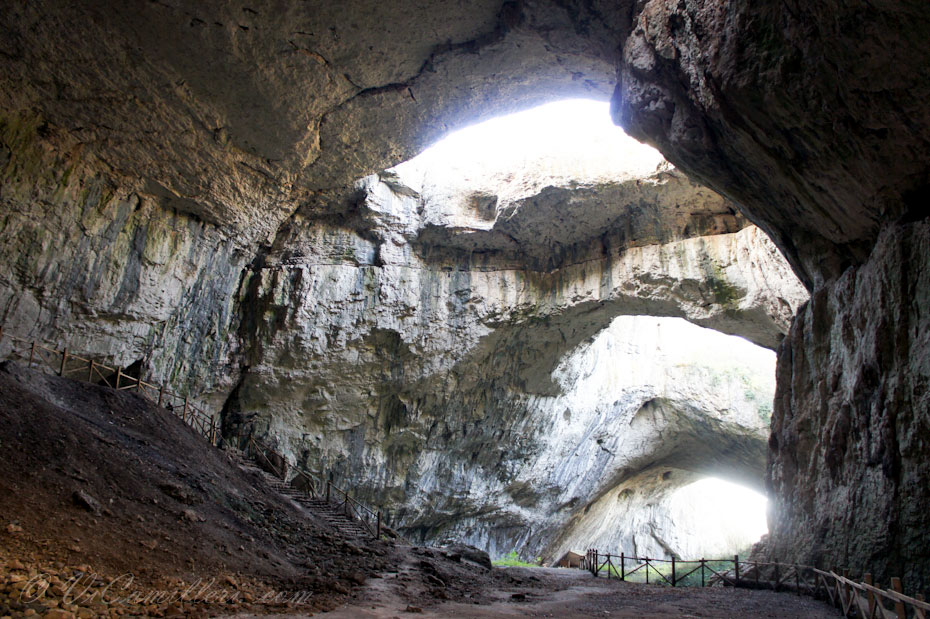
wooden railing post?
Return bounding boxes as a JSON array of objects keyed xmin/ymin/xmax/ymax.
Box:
[
  {"xmin": 326, "ymin": 481, "xmax": 331, "ymax": 503},
  {"xmin": 620, "ymin": 552, "xmax": 625, "ymax": 581},
  {"xmin": 671, "ymin": 556, "xmax": 676, "ymax": 587},
  {"xmin": 774, "ymin": 563, "xmax": 780, "ymax": 592},
  {"xmin": 59, "ymin": 347, "xmax": 68, "ymax": 376},
  {"xmin": 734, "ymin": 555, "xmax": 740, "ymax": 586},
  {"xmin": 864, "ymin": 573, "xmax": 876, "ymax": 616},
  {"xmin": 158, "ymin": 384, "xmax": 165, "ymax": 407},
  {"xmin": 842, "ymin": 569, "xmax": 850, "ymax": 609},
  {"xmin": 891, "ymin": 577, "xmax": 907, "ymax": 619},
  {"xmin": 377, "ymin": 511, "xmax": 382, "ymax": 539},
  {"xmin": 115, "ymin": 366, "xmax": 123, "ymax": 389},
  {"xmin": 88, "ymin": 359, "xmax": 95, "ymax": 382},
  {"xmin": 183, "ymin": 396, "xmax": 189, "ymax": 423},
  {"xmin": 645, "ymin": 558, "xmax": 650, "ymax": 584},
  {"xmin": 701, "ymin": 558, "xmax": 705, "ymax": 587},
  {"xmin": 28, "ymin": 341, "xmax": 36, "ymax": 366},
  {"xmin": 605, "ymin": 553, "xmax": 611, "ymax": 580}
]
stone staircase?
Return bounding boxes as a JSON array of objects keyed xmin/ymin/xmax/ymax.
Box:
[{"xmin": 230, "ymin": 450, "xmax": 374, "ymax": 540}]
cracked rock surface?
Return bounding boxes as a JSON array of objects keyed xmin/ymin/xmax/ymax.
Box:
[
  {"xmin": 0, "ymin": 104, "xmax": 806, "ymax": 563},
  {"xmin": 2, "ymin": 0, "xmax": 929, "ymax": 591}
]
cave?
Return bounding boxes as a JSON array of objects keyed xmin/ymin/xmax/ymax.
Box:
[{"xmin": 2, "ymin": 0, "xmax": 930, "ymax": 613}]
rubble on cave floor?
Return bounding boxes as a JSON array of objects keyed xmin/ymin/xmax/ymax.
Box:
[{"xmin": 0, "ymin": 360, "xmax": 390, "ymax": 616}]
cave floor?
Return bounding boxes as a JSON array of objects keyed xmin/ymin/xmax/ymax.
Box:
[
  {"xmin": 0, "ymin": 361, "xmax": 840, "ymax": 618},
  {"xmin": 225, "ymin": 563, "xmax": 840, "ymax": 618}
]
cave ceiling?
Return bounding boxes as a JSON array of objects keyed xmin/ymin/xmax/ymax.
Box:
[{"xmin": 4, "ymin": 1, "xmax": 928, "ymax": 289}]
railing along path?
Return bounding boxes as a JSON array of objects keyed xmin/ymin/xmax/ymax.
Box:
[
  {"xmin": 0, "ymin": 327, "xmax": 386, "ymax": 540},
  {"xmin": 239, "ymin": 433, "xmax": 384, "ymax": 539},
  {"xmin": 582, "ymin": 548, "xmax": 928, "ymax": 618}
]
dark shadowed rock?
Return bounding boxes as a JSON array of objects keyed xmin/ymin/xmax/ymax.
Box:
[
  {"xmin": 71, "ymin": 490, "xmax": 100, "ymax": 514},
  {"xmin": 441, "ymin": 544, "xmax": 493, "ymax": 571}
]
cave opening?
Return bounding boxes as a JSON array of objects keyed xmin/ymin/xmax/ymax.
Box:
[
  {"xmin": 2, "ymin": 0, "xmax": 928, "ymax": 606},
  {"xmin": 390, "ymin": 98, "xmax": 663, "ymax": 184},
  {"xmin": 366, "ymin": 100, "xmax": 794, "ymax": 564},
  {"xmin": 531, "ymin": 315, "xmax": 775, "ymax": 564}
]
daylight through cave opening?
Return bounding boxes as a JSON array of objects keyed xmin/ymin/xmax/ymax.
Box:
[
  {"xmin": 530, "ymin": 315, "xmax": 773, "ymax": 564},
  {"xmin": 344, "ymin": 100, "xmax": 798, "ymax": 563}
]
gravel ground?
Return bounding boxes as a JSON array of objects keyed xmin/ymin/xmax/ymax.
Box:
[{"xmin": 227, "ymin": 565, "xmax": 841, "ymax": 618}]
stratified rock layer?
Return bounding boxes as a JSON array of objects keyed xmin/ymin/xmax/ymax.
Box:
[
  {"xmin": 0, "ymin": 98, "xmax": 807, "ymax": 561},
  {"xmin": 229, "ymin": 166, "xmax": 803, "ymax": 559}
]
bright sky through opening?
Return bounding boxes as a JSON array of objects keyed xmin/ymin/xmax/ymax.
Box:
[
  {"xmin": 392, "ymin": 98, "xmax": 666, "ymax": 189},
  {"xmin": 671, "ymin": 477, "xmax": 769, "ymax": 548}
]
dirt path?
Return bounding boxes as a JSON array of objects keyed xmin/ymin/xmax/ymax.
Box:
[{"xmin": 225, "ymin": 563, "xmax": 840, "ymax": 618}]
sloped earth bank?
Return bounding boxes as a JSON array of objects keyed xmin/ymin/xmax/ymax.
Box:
[
  {"xmin": 0, "ymin": 360, "xmax": 639, "ymax": 617},
  {"xmin": 0, "ymin": 361, "xmax": 399, "ymax": 616},
  {"xmin": 231, "ymin": 567, "xmax": 839, "ymax": 618}
]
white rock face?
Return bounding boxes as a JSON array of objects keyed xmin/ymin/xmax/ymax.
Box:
[
  {"xmin": 391, "ymin": 100, "xmax": 747, "ymax": 267},
  {"xmin": 530, "ymin": 316, "xmax": 774, "ymax": 561},
  {"xmin": 0, "ymin": 109, "xmax": 807, "ymax": 564},
  {"xmin": 232, "ymin": 167, "xmax": 805, "ymax": 561}
]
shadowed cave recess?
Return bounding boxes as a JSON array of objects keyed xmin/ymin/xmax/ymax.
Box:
[{"xmin": 1, "ymin": 0, "xmax": 929, "ymax": 593}]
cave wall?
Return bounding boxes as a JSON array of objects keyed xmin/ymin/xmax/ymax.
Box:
[
  {"xmin": 768, "ymin": 219, "xmax": 930, "ymax": 590},
  {"xmin": 1, "ymin": 0, "xmax": 928, "ymax": 588},
  {"xmin": 613, "ymin": 0, "xmax": 930, "ymax": 589},
  {"xmin": 0, "ymin": 98, "xmax": 806, "ymax": 563},
  {"xmin": 615, "ymin": 0, "xmax": 930, "ymax": 288},
  {"xmin": 231, "ymin": 169, "xmax": 802, "ymax": 559},
  {"xmin": 0, "ymin": 112, "xmax": 247, "ymax": 403}
]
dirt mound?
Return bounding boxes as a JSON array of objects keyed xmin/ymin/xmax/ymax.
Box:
[{"xmin": 0, "ymin": 361, "xmax": 391, "ymax": 615}]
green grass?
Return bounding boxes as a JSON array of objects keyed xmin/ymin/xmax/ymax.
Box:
[{"xmin": 492, "ymin": 551, "xmax": 541, "ymax": 568}]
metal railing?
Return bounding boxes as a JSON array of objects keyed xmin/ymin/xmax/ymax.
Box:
[{"xmin": 583, "ymin": 548, "xmax": 929, "ymax": 617}]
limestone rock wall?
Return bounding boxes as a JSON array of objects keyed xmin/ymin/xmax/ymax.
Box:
[
  {"xmin": 610, "ymin": 0, "xmax": 930, "ymax": 589},
  {"xmin": 768, "ymin": 219, "xmax": 930, "ymax": 590},
  {"xmin": 0, "ymin": 112, "xmax": 249, "ymax": 405},
  {"xmin": 614, "ymin": 0, "xmax": 930, "ymax": 288},
  {"xmin": 0, "ymin": 100, "xmax": 808, "ymax": 561},
  {"xmin": 230, "ymin": 168, "xmax": 805, "ymax": 559}
]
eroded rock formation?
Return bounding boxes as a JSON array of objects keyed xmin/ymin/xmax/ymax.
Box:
[
  {"xmin": 768, "ymin": 221, "xmax": 930, "ymax": 587},
  {"xmin": 2, "ymin": 0, "xmax": 928, "ymax": 590},
  {"xmin": 230, "ymin": 161, "xmax": 800, "ymax": 558},
  {"xmin": 613, "ymin": 0, "xmax": 930, "ymax": 589},
  {"xmin": 0, "ymin": 100, "xmax": 806, "ymax": 561}
]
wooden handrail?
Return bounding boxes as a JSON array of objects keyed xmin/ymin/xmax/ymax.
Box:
[
  {"xmin": 586, "ymin": 547, "xmax": 928, "ymax": 618},
  {"xmin": 246, "ymin": 434, "xmax": 384, "ymax": 538},
  {"xmin": 0, "ymin": 329, "xmax": 217, "ymax": 445}
]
